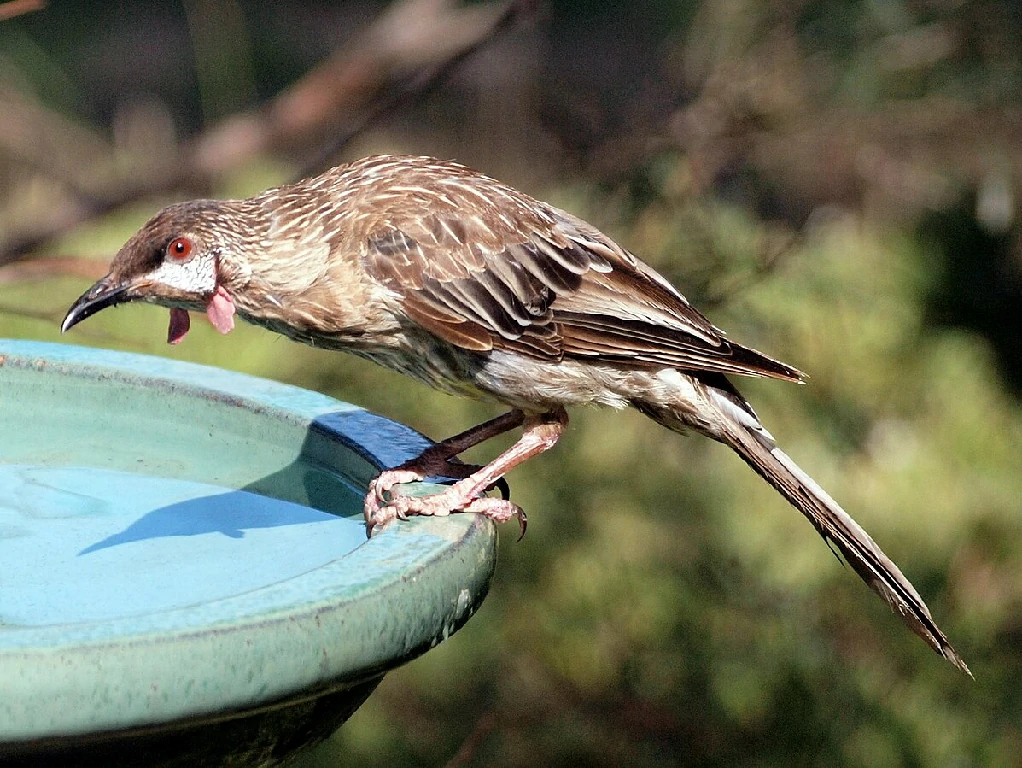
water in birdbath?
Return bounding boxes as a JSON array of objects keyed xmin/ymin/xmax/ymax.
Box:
[
  {"xmin": 0, "ymin": 348, "xmax": 371, "ymax": 629},
  {"xmin": 0, "ymin": 465, "xmax": 365, "ymax": 626}
]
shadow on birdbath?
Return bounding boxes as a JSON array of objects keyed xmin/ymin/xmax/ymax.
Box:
[{"xmin": 0, "ymin": 340, "xmax": 496, "ymax": 766}]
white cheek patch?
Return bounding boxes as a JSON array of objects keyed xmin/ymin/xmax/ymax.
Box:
[{"xmin": 150, "ymin": 251, "xmax": 218, "ymax": 295}]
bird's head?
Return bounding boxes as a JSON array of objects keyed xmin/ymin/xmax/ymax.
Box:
[{"xmin": 62, "ymin": 200, "xmax": 251, "ymax": 344}]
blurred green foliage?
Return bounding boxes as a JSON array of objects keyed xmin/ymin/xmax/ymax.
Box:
[{"xmin": 3, "ymin": 1, "xmax": 1022, "ymax": 766}]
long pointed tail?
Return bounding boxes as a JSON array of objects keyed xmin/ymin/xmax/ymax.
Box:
[{"xmin": 635, "ymin": 379, "xmax": 970, "ymax": 675}]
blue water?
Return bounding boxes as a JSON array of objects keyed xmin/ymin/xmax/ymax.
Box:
[{"xmin": 0, "ymin": 465, "xmax": 367, "ymax": 626}]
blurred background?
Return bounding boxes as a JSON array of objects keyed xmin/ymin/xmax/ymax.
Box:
[{"xmin": 2, "ymin": 0, "xmax": 1021, "ymax": 765}]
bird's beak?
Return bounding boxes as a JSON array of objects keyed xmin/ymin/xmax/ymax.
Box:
[{"xmin": 61, "ymin": 276, "xmax": 131, "ymax": 333}]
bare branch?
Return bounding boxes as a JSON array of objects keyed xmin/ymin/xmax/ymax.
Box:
[
  {"xmin": 0, "ymin": 257, "xmax": 108, "ymax": 284},
  {"xmin": 0, "ymin": 0, "xmax": 533, "ymax": 267},
  {"xmin": 0, "ymin": 0, "xmax": 44, "ymax": 22}
]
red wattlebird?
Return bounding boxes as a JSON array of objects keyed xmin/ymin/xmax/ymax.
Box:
[{"xmin": 62, "ymin": 154, "xmax": 968, "ymax": 673}]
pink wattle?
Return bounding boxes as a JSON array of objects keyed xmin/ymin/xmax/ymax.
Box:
[
  {"xmin": 168, "ymin": 308, "xmax": 191, "ymax": 345},
  {"xmin": 206, "ymin": 285, "xmax": 236, "ymax": 335}
]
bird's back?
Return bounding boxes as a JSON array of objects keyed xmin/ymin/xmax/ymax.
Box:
[{"xmin": 290, "ymin": 155, "xmax": 805, "ymax": 386}]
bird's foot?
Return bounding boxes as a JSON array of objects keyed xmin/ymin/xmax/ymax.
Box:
[
  {"xmin": 364, "ymin": 472, "xmax": 526, "ymax": 538},
  {"xmin": 367, "ymin": 468, "xmax": 426, "ymax": 511}
]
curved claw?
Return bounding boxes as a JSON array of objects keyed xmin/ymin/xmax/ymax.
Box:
[
  {"xmin": 515, "ymin": 508, "xmax": 527, "ymax": 541},
  {"xmin": 365, "ymin": 468, "xmax": 428, "ymax": 535},
  {"xmin": 364, "ymin": 500, "xmax": 393, "ymax": 538}
]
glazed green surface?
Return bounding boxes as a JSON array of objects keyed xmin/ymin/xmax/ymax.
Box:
[{"xmin": 0, "ymin": 340, "xmax": 496, "ymax": 740}]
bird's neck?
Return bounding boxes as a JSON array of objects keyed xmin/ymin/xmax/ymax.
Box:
[{"xmin": 213, "ymin": 199, "xmax": 401, "ymax": 348}]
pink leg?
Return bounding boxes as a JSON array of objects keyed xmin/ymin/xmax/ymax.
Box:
[
  {"xmin": 366, "ymin": 410, "xmax": 525, "ymax": 505},
  {"xmin": 365, "ymin": 407, "xmax": 567, "ymax": 536}
]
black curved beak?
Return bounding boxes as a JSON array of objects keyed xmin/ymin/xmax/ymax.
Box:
[{"xmin": 61, "ymin": 278, "xmax": 130, "ymax": 333}]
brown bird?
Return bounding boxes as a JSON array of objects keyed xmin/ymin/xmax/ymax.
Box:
[{"xmin": 62, "ymin": 154, "xmax": 968, "ymax": 673}]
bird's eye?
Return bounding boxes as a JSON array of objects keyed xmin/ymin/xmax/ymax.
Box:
[{"xmin": 167, "ymin": 236, "xmax": 193, "ymax": 261}]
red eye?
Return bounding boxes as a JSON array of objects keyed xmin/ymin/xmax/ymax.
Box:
[{"xmin": 167, "ymin": 236, "xmax": 193, "ymax": 261}]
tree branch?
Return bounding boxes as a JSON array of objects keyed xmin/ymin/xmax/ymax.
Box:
[{"xmin": 0, "ymin": 0, "xmax": 533, "ymax": 267}]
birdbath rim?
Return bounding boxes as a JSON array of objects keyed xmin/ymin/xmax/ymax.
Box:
[{"xmin": 0, "ymin": 339, "xmax": 496, "ymax": 744}]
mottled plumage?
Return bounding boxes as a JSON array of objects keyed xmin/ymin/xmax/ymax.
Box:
[{"xmin": 62, "ymin": 154, "xmax": 968, "ymax": 673}]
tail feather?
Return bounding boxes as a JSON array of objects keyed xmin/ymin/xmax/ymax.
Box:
[{"xmin": 637, "ymin": 382, "xmax": 970, "ymax": 675}]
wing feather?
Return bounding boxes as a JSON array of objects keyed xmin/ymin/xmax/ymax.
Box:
[{"xmin": 359, "ymin": 166, "xmax": 801, "ymax": 382}]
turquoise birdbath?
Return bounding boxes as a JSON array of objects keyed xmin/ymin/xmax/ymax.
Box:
[{"xmin": 0, "ymin": 340, "xmax": 495, "ymax": 765}]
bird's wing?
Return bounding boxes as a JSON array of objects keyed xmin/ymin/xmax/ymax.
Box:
[{"xmin": 362, "ymin": 201, "xmax": 801, "ymax": 381}]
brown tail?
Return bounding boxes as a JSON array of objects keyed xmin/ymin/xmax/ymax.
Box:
[{"xmin": 636, "ymin": 381, "xmax": 970, "ymax": 675}]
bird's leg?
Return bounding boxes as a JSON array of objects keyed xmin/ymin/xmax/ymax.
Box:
[
  {"xmin": 365, "ymin": 407, "xmax": 567, "ymax": 536},
  {"xmin": 424, "ymin": 409, "xmax": 527, "ymax": 460},
  {"xmin": 367, "ymin": 409, "xmax": 526, "ymax": 502}
]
